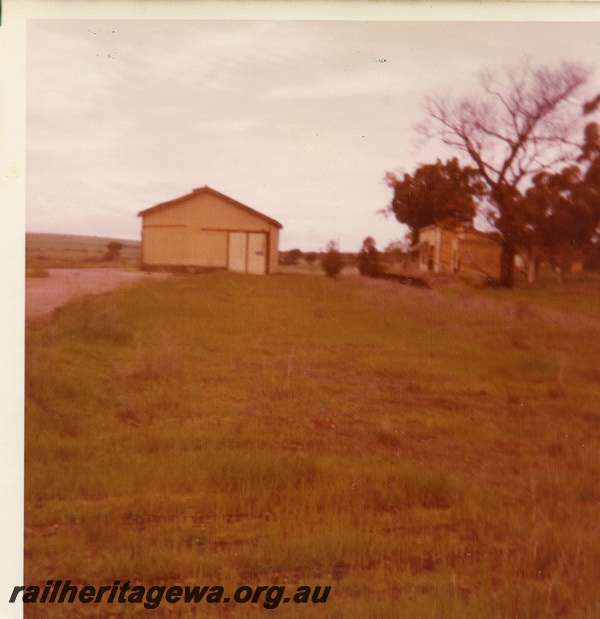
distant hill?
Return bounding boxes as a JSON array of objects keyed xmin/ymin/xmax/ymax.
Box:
[{"xmin": 26, "ymin": 233, "xmax": 141, "ymax": 267}]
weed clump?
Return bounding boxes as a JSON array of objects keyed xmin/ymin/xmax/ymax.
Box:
[{"xmin": 53, "ymin": 297, "xmax": 133, "ymax": 344}]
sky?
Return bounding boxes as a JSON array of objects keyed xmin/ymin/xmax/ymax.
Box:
[{"xmin": 26, "ymin": 18, "xmax": 600, "ymax": 252}]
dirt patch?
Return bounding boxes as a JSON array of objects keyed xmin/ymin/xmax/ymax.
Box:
[{"xmin": 26, "ymin": 268, "xmax": 171, "ymax": 324}]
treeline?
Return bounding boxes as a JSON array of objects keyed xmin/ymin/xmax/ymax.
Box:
[
  {"xmin": 285, "ymin": 61, "xmax": 600, "ymax": 288},
  {"xmin": 279, "ymin": 240, "xmax": 420, "ymax": 283},
  {"xmin": 380, "ymin": 61, "xmax": 600, "ymax": 288}
]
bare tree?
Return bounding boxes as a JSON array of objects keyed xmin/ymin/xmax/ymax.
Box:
[{"xmin": 418, "ymin": 61, "xmax": 592, "ymax": 287}]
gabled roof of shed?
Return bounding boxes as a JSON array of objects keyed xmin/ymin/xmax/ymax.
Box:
[{"xmin": 137, "ymin": 185, "xmax": 283, "ymax": 229}]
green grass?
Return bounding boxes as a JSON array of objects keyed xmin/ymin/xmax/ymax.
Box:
[{"xmin": 25, "ymin": 272, "xmax": 600, "ymax": 617}]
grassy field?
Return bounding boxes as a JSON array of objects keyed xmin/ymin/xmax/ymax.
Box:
[
  {"xmin": 24, "ymin": 271, "xmax": 600, "ymax": 617},
  {"xmin": 477, "ymin": 270, "xmax": 600, "ymax": 320},
  {"xmin": 26, "ymin": 233, "xmax": 141, "ymax": 272}
]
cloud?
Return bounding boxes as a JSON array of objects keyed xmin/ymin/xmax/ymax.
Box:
[{"xmin": 264, "ymin": 68, "xmax": 403, "ymax": 101}]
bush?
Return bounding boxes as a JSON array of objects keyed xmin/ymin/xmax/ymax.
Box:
[
  {"xmin": 321, "ymin": 241, "xmax": 344, "ymax": 277},
  {"xmin": 279, "ymin": 248, "xmax": 303, "ymax": 266},
  {"xmin": 104, "ymin": 241, "xmax": 123, "ymax": 262},
  {"xmin": 357, "ymin": 236, "xmax": 382, "ymax": 277}
]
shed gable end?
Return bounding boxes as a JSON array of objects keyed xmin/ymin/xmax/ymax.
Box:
[{"xmin": 139, "ymin": 186, "xmax": 281, "ymax": 274}]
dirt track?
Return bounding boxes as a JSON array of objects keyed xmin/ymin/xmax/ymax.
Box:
[{"xmin": 26, "ymin": 268, "xmax": 170, "ymax": 322}]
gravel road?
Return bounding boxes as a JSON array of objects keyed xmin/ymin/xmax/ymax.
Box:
[{"xmin": 26, "ymin": 268, "xmax": 169, "ymax": 322}]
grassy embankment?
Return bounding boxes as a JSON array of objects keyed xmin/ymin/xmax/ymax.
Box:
[{"xmin": 25, "ymin": 272, "xmax": 600, "ymax": 617}]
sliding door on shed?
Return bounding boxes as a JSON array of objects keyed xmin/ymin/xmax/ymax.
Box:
[
  {"xmin": 247, "ymin": 233, "xmax": 266, "ymax": 274},
  {"xmin": 228, "ymin": 232, "xmax": 267, "ymax": 274}
]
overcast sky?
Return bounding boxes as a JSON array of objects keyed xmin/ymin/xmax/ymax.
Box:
[{"xmin": 27, "ymin": 19, "xmax": 600, "ymax": 251}]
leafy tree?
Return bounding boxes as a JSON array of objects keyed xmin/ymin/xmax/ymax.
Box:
[
  {"xmin": 520, "ymin": 167, "xmax": 597, "ymax": 282},
  {"xmin": 321, "ymin": 241, "xmax": 344, "ymax": 277},
  {"xmin": 357, "ymin": 236, "xmax": 382, "ymax": 277},
  {"xmin": 418, "ymin": 61, "xmax": 591, "ymax": 287},
  {"xmin": 289, "ymin": 248, "xmax": 303, "ymax": 264},
  {"xmin": 579, "ymin": 95, "xmax": 600, "ymax": 245},
  {"xmin": 383, "ymin": 158, "xmax": 482, "ymax": 243}
]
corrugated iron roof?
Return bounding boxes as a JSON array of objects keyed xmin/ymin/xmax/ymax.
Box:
[{"xmin": 137, "ymin": 185, "xmax": 283, "ymax": 229}]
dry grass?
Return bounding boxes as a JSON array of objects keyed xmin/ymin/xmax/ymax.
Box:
[{"xmin": 26, "ymin": 232, "xmax": 141, "ymax": 268}]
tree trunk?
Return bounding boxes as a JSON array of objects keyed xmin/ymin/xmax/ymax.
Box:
[
  {"xmin": 527, "ymin": 256, "xmax": 538, "ymax": 284},
  {"xmin": 499, "ymin": 240, "xmax": 515, "ymax": 288}
]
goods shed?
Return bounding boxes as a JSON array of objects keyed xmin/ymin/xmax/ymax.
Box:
[{"xmin": 138, "ymin": 186, "xmax": 282, "ymax": 274}]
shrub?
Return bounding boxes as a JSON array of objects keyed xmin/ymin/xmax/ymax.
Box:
[
  {"xmin": 279, "ymin": 248, "xmax": 303, "ymax": 266},
  {"xmin": 358, "ymin": 236, "xmax": 382, "ymax": 277},
  {"xmin": 104, "ymin": 241, "xmax": 123, "ymax": 262},
  {"xmin": 321, "ymin": 241, "xmax": 344, "ymax": 277}
]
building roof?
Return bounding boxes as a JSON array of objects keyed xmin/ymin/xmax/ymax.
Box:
[
  {"xmin": 137, "ymin": 185, "xmax": 283, "ymax": 229},
  {"xmin": 419, "ymin": 221, "xmax": 501, "ymax": 243}
]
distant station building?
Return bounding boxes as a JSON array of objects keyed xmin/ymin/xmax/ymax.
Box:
[
  {"xmin": 138, "ymin": 186, "xmax": 282, "ymax": 274},
  {"xmin": 415, "ymin": 222, "xmax": 502, "ymax": 282}
]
